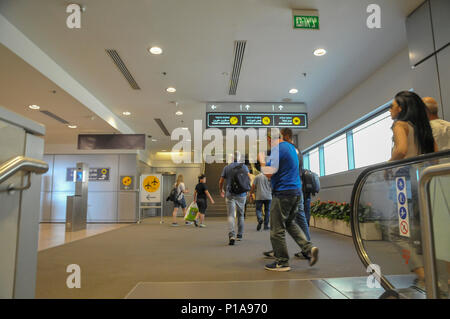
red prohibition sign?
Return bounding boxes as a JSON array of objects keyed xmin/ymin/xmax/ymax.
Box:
[{"xmin": 400, "ymin": 221, "xmax": 409, "ymax": 234}]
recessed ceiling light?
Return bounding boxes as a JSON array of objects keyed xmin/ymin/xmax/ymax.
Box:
[
  {"xmin": 68, "ymin": 125, "xmax": 77, "ymax": 129},
  {"xmin": 181, "ymin": 127, "xmax": 188, "ymax": 130},
  {"xmin": 314, "ymin": 48, "xmax": 327, "ymax": 56},
  {"xmin": 149, "ymin": 46, "xmax": 163, "ymax": 55},
  {"xmin": 122, "ymin": 111, "xmax": 131, "ymax": 116},
  {"xmin": 29, "ymin": 104, "xmax": 40, "ymax": 110},
  {"xmin": 166, "ymin": 87, "xmax": 176, "ymax": 93},
  {"xmin": 176, "ymin": 111, "xmax": 183, "ymax": 116},
  {"xmin": 151, "ymin": 139, "xmax": 157, "ymax": 142},
  {"xmin": 289, "ymin": 89, "xmax": 298, "ymax": 94}
]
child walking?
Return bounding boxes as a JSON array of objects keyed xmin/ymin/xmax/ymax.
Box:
[{"xmin": 193, "ymin": 174, "xmax": 215, "ymax": 227}]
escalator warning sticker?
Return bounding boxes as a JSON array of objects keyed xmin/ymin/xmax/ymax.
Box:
[{"xmin": 395, "ymin": 177, "xmax": 410, "ymax": 238}]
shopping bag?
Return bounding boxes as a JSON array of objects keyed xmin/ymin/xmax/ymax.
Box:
[{"xmin": 184, "ymin": 202, "xmax": 198, "ymax": 221}]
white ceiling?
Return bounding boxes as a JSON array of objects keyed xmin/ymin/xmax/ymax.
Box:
[
  {"xmin": 0, "ymin": 0, "xmax": 423, "ymax": 152},
  {"xmin": 0, "ymin": 43, "xmax": 119, "ymax": 145}
]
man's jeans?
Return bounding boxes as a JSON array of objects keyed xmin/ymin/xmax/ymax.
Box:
[
  {"xmin": 226, "ymin": 195, "xmax": 247, "ymax": 238},
  {"xmin": 270, "ymin": 195, "xmax": 313, "ymax": 266},
  {"xmin": 304, "ymin": 193, "xmax": 311, "ymax": 226},
  {"xmin": 295, "ymin": 192, "xmax": 311, "ymax": 241},
  {"xmin": 255, "ymin": 200, "xmax": 271, "ymax": 228}
]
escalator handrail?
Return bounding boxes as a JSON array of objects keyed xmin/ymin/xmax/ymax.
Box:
[
  {"xmin": 350, "ymin": 149, "xmax": 450, "ymax": 292},
  {"xmin": 418, "ymin": 163, "xmax": 450, "ymax": 299}
]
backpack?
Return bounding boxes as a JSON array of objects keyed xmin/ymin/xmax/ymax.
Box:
[
  {"xmin": 302, "ymin": 169, "xmax": 320, "ymax": 195},
  {"xmin": 230, "ymin": 164, "xmax": 251, "ymax": 194},
  {"xmin": 166, "ymin": 186, "xmax": 180, "ymax": 202}
]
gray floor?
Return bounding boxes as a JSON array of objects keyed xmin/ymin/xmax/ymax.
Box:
[
  {"xmin": 35, "ymin": 217, "xmax": 419, "ymax": 298},
  {"xmin": 125, "ymin": 275, "xmax": 423, "ymax": 299}
]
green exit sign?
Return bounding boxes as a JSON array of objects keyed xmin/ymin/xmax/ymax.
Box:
[{"xmin": 294, "ymin": 15, "xmax": 319, "ymax": 29}]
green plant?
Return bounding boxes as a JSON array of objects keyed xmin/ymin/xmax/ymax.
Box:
[{"xmin": 310, "ymin": 200, "xmax": 372, "ymax": 223}]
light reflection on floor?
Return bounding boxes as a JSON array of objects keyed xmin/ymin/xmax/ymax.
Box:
[{"xmin": 38, "ymin": 223, "xmax": 131, "ymax": 251}]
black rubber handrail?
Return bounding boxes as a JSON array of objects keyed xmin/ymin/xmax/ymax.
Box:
[{"xmin": 350, "ymin": 149, "xmax": 450, "ymax": 293}]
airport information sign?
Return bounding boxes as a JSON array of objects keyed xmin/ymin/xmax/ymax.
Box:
[{"xmin": 206, "ymin": 112, "xmax": 308, "ymax": 129}]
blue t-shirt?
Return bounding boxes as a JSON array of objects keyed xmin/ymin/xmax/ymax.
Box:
[
  {"xmin": 266, "ymin": 142, "xmax": 302, "ymax": 196},
  {"xmin": 221, "ymin": 162, "xmax": 249, "ymax": 197}
]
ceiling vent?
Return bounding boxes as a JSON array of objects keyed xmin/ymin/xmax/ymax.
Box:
[
  {"xmin": 39, "ymin": 110, "xmax": 70, "ymax": 124},
  {"xmin": 154, "ymin": 118, "xmax": 170, "ymax": 136},
  {"xmin": 229, "ymin": 40, "xmax": 247, "ymax": 95},
  {"xmin": 106, "ymin": 49, "xmax": 141, "ymax": 90}
]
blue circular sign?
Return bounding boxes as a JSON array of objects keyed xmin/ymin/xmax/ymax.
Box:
[
  {"xmin": 399, "ymin": 207, "xmax": 407, "ymax": 219},
  {"xmin": 398, "ymin": 193, "xmax": 406, "ymax": 205},
  {"xmin": 397, "ymin": 178, "xmax": 405, "ymax": 191}
]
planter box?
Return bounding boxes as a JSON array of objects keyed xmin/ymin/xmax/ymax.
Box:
[{"xmin": 312, "ymin": 216, "xmax": 382, "ymax": 241}]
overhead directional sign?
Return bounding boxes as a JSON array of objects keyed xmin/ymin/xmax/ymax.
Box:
[{"xmin": 206, "ymin": 112, "xmax": 308, "ymax": 129}]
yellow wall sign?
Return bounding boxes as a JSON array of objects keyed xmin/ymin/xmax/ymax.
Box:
[
  {"xmin": 122, "ymin": 176, "xmax": 132, "ymax": 186},
  {"xmin": 142, "ymin": 175, "xmax": 160, "ymax": 193}
]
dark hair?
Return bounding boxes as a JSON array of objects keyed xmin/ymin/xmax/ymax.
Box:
[
  {"xmin": 281, "ymin": 128, "xmax": 293, "ymax": 142},
  {"xmin": 198, "ymin": 174, "xmax": 205, "ymax": 182},
  {"xmin": 394, "ymin": 91, "xmax": 435, "ymax": 154}
]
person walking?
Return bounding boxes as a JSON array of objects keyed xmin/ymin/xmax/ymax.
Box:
[
  {"xmin": 250, "ymin": 168, "xmax": 272, "ymax": 231},
  {"xmin": 387, "ymin": 91, "xmax": 437, "ymax": 288},
  {"xmin": 171, "ymin": 174, "xmax": 189, "ymax": 227},
  {"xmin": 258, "ymin": 129, "xmax": 319, "ymax": 272},
  {"xmin": 219, "ymin": 151, "xmax": 251, "ymax": 245},
  {"xmin": 193, "ymin": 174, "xmax": 215, "ymax": 228},
  {"xmin": 423, "ymin": 97, "xmax": 450, "ymax": 151}
]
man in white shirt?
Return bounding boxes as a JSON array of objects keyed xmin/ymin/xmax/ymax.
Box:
[{"xmin": 423, "ymin": 97, "xmax": 450, "ymax": 151}]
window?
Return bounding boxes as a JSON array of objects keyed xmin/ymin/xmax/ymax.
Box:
[
  {"xmin": 324, "ymin": 134, "xmax": 348, "ymax": 175},
  {"xmin": 352, "ymin": 111, "xmax": 393, "ymax": 168},
  {"xmin": 302, "ymin": 98, "xmax": 396, "ymax": 177},
  {"xmin": 308, "ymin": 148, "xmax": 320, "ymax": 175}
]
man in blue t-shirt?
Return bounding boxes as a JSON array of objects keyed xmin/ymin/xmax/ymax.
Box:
[
  {"xmin": 258, "ymin": 129, "xmax": 319, "ymax": 272},
  {"xmin": 219, "ymin": 151, "xmax": 251, "ymax": 245}
]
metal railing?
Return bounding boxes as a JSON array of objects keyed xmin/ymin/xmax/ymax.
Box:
[
  {"xmin": 418, "ymin": 162, "xmax": 450, "ymax": 299},
  {"xmin": 350, "ymin": 149, "xmax": 450, "ymax": 297},
  {"xmin": 0, "ymin": 156, "xmax": 49, "ymax": 192}
]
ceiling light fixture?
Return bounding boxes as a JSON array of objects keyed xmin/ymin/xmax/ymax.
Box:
[
  {"xmin": 122, "ymin": 111, "xmax": 131, "ymax": 116},
  {"xmin": 314, "ymin": 48, "xmax": 327, "ymax": 56},
  {"xmin": 68, "ymin": 125, "xmax": 77, "ymax": 129},
  {"xmin": 151, "ymin": 139, "xmax": 157, "ymax": 142},
  {"xmin": 289, "ymin": 89, "xmax": 298, "ymax": 94},
  {"xmin": 29, "ymin": 104, "xmax": 40, "ymax": 110},
  {"xmin": 166, "ymin": 87, "xmax": 176, "ymax": 93},
  {"xmin": 176, "ymin": 111, "xmax": 183, "ymax": 116},
  {"xmin": 149, "ymin": 47, "xmax": 163, "ymax": 55}
]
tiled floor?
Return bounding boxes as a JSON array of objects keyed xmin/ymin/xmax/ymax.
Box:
[{"xmin": 38, "ymin": 223, "xmax": 131, "ymax": 251}]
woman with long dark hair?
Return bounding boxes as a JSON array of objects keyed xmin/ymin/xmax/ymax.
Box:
[
  {"xmin": 388, "ymin": 91, "xmax": 437, "ymax": 290},
  {"xmin": 389, "ymin": 91, "xmax": 437, "ymax": 160}
]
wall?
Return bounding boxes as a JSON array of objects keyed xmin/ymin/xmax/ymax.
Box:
[
  {"xmin": 406, "ymin": 0, "xmax": 450, "ymax": 120},
  {"xmin": 40, "ymin": 153, "xmax": 138, "ymax": 223},
  {"xmin": 299, "ymin": 47, "xmax": 413, "ymax": 151}
]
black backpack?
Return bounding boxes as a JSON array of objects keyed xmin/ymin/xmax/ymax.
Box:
[
  {"xmin": 230, "ymin": 164, "xmax": 251, "ymax": 194},
  {"xmin": 166, "ymin": 186, "xmax": 180, "ymax": 202},
  {"xmin": 302, "ymin": 169, "xmax": 320, "ymax": 195}
]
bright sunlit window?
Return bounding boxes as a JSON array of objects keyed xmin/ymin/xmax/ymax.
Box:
[
  {"xmin": 353, "ymin": 111, "xmax": 393, "ymax": 168},
  {"xmin": 309, "ymin": 148, "xmax": 320, "ymax": 175},
  {"xmin": 324, "ymin": 134, "xmax": 348, "ymax": 175}
]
